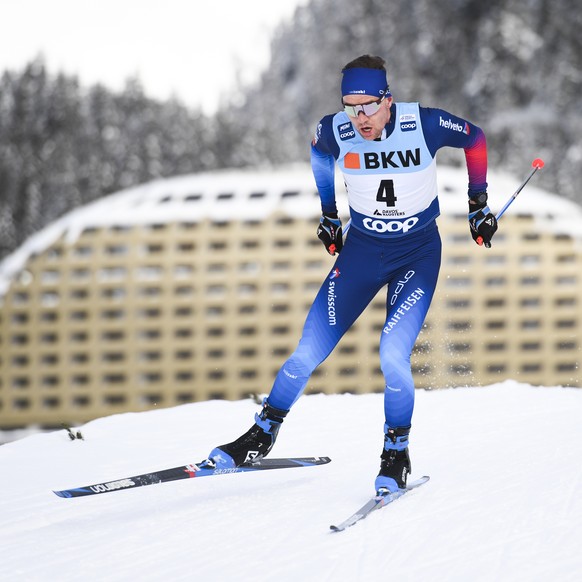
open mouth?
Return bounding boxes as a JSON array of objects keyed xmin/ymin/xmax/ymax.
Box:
[{"xmin": 359, "ymin": 125, "xmax": 374, "ymax": 138}]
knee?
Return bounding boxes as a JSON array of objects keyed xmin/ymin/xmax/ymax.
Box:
[{"xmin": 379, "ymin": 342, "xmax": 411, "ymax": 381}]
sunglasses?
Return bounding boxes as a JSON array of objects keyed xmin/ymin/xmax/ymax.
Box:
[{"xmin": 342, "ymin": 93, "xmax": 388, "ymax": 117}]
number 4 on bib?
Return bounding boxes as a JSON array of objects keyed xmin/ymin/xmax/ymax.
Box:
[{"xmin": 376, "ymin": 179, "xmax": 397, "ymax": 207}]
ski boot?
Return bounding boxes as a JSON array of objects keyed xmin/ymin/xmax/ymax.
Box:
[
  {"xmin": 374, "ymin": 425, "xmax": 411, "ymax": 495},
  {"xmin": 206, "ymin": 398, "xmax": 288, "ymax": 469}
]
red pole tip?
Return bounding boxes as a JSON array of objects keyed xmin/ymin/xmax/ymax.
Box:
[{"xmin": 533, "ymin": 158, "xmax": 545, "ymax": 169}]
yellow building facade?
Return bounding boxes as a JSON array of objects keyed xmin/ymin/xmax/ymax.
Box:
[{"xmin": 0, "ymin": 166, "xmax": 580, "ymax": 428}]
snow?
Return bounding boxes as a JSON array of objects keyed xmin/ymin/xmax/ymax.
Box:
[
  {"xmin": 2, "ymin": 164, "xmax": 582, "ymax": 298},
  {"xmin": 1, "ymin": 381, "xmax": 581, "ymax": 581}
]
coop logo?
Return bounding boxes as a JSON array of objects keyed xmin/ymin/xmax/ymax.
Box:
[
  {"xmin": 439, "ymin": 116, "xmax": 470, "ymax": 135},
  {"xmin": 327, "ymin": 280, "xmax": 337, "ymax": 326},
  {"xmin": 337, "ymin": 121, "xmax": 355, "ymax": 140},
  {"xmin": 89, "ymin": 479, "xmax": 136, "ymax": 493},
  {"xmin": 363, "ymin": 217, "xmax": 419, "ymax": 234},
  {"xmin": 399, "ymin": 113, "xmax": 417, "ymax": 132}
]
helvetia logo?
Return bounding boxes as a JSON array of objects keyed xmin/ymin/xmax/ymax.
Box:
[{"xmin": 439, "ymin": 116, "xmax": 471, "ymax": 135}]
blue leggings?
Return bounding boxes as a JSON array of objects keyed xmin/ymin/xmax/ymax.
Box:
[{"xmin": 267, "ymin": 223, "xmax": 442, "ymax": 429}]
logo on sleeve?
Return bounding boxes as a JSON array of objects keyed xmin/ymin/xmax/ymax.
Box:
[
  {"xmin": 337, "ymin": 121, "xmax": 356, "ymax": 141},
  {"xmin": 399, "ymin": 113, "xmax": 417, "ymax": 132},
  {"xmin": 439, "ymin": 116, "xmax": 471, "ymax": 135},
  {"xmin": 312, "ymin": 123, "xmax": 322, "ymax": 146}
]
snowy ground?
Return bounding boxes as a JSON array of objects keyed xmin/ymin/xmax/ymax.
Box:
[{"xmin": 1, "ymin": 381, "xmax": 581, "ymax": 582}]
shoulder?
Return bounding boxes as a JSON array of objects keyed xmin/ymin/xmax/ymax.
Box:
[{"xmin": 312, "ymin": 113, "xmax": 344, "ymax": 156}]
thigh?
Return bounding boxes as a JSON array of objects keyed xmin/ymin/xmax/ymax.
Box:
[
  {"xmin": 299, "ymin": 231, "xmax": 386, "ymax": 360},
  {"xmin": 381, "ymin": 239, "xmax": 442, "ymax": 354}
]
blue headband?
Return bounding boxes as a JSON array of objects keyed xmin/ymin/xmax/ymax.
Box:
[{"xmin": 341, "ymin": 67, "xmax": 390, "ymax": 98}]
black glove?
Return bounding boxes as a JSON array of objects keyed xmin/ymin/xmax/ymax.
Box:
[
  {"xmin": 468, "ymin": 193, "xmax": 498, "ymax": 248},
  {"xmin": 317, "ymin": 214, "xmax": 343, "ymax": 255}
]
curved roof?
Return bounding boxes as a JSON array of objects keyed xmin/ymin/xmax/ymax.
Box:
[{"xmin": 1, "ymin": 163, "xmax": 581, "ymax": 297}]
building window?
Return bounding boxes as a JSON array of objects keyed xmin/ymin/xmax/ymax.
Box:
[
  {"xmin": 139, "ymin": 351, "xmax": 161, "ymax": 362},
  {"xmin": 105, "ymin": 244, "xmax": 128, "ymax": 256},
  {"xmin": 103, "ymin": 374, "xmax": 126, "ymax": 384},
  {"xmin": 42, "ymin": 397, "xmax": 61, "ymax": 408},
  {"xmin": 449, "ymin": 342, "xmax": 472, "ymax": 353},
  {"xmin": 42, "ymin": 354, "xmax": 60, "ymax": 365},
  {"xmin": 104, "ymin": 394, "xmax": 127, "ymax": 406},
  {"xmin": 41, "ymin": 270, "xmax": 60, "ymax": 284},
  {"xmin": 486, "ymin": 342, "xmax": 506, "ymax": 351},
  {"xmin": 72, "ymin": 396, "xmax": 91, "ymax": 407},
  {"xmin": 13, "ymin": 398, "xmax": 31, "ymax": 410},
  {"xmin": 487, "ymin": 364, "xmax": 506, "ymax": 373},
  {"xmin": 98, "ymin": 267, "xmax": 127, "ymax": 281},
  {"xmin": 139, "ymin": 329, "xmax": 161, "ymax": 340},
  {"xmin": 176, "ymin": 371, "xmax": 194, "ymax": 382},
  {"xmin": 175, "ymin": 285, "xmax": 194, "ymax": 296},
  {"xmin": 102, "ymin": 330, "xmax": 125, "ymax": 341},
  {"xmin": 70, "ymin": 310, "xmax": 89, "ymax": 321},
  {"xmin": 71, "ymin": 375, "xmax": 90, "ymax": 386},
  {"xmin": 102, "ymin": 352, "xmax": 125, "ymax": 362},
  {"xmin": 137, "ymin": 266, "xmax": 163, "ymax": 280},
  {"xmin": 521, "ymin": 342, "xmax": 541, "ymax": 351},
  {"xmin": 486, "ymin": 276, "xmax": 507, "ymax": 287},
  {"xmin": 556, "ymin": 320, "xmax": 576, "ymax": 329},
  {"xmin": 449, "ymin": 364, "xmax": 473, "ymax": 375}
]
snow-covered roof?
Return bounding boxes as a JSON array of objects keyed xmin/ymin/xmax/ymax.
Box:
[{"xmin": 1, "ymin": 163, "xmax": 581, "ymax": 297}]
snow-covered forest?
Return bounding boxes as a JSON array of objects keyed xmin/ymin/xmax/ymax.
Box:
[{"xmin": 1, "ymin": 0, "xmax": 581, "ymax": 260}]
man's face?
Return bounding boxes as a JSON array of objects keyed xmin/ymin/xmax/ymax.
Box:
[{"xmin": 343, "ymin": 94, "xmax": 393, "ymax": 140}]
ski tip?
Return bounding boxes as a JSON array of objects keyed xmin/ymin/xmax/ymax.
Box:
[
  {"xmin": 329, "ymin": 525, "xmax": 342, "ymax": 532},
  {"xmin": 53, "ymin": 490, "xmax": 72, "ymax": 498}
]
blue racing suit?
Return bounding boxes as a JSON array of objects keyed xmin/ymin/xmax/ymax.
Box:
[{"xmin": 266, "ymin": 102, "xmax": 488, "ymax": 430}]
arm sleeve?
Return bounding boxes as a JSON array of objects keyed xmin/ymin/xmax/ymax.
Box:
[
  {"xmin": 420, "ymin": 107, "xmax": 488, "ymax": 196},
  {"xmin": 310, "ymin": 115, "xmax": 340, "ymax": 215},
  {"xmin": 311, "ymin": 145, "xmax": 337, "ymax": 215}
]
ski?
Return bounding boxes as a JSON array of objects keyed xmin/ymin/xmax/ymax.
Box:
[
  {"xmin": 330, "ymin": 475, "xmax": 430, "ymax": 532},
  {"xmin": 53, "ymin": 456, "xmax": 331, "ymax": 498}
]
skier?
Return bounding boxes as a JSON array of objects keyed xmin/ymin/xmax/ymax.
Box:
[{"xmin": 205, "ymin": 54, "xmax": 498, "ymax": 494}]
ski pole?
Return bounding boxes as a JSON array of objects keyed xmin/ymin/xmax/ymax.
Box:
[
  {"xmin": 496, "ymin": 158, "xmax": 545, "ymax": 220},
  {"xmin": 477, "ymin": 157, "xmax": 545, "ymax": 245}
]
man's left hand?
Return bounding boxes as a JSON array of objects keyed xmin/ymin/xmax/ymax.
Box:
[{"xmin": 468, "ymin": 194, "xmax": 498, "ymax": 248}]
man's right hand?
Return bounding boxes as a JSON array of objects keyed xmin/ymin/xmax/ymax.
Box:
[{"xmin": 317, "ymin": 214, "xmax": 343, "ymax": 255}]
